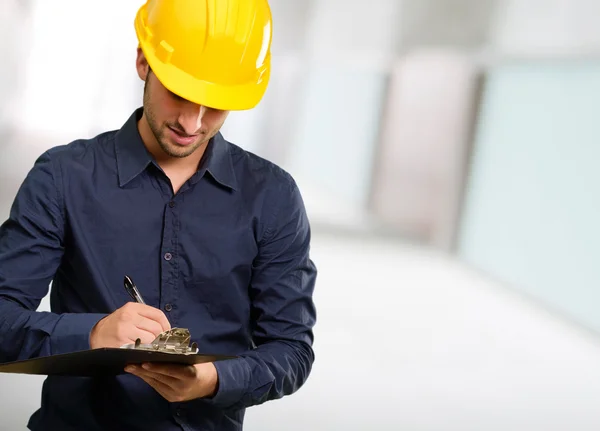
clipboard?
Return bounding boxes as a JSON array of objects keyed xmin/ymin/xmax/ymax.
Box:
[{"xmin": 0, "ymin": 328, "xmax": 235, "ymax": 377}]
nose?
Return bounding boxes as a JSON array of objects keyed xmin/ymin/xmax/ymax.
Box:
[{"xmin": 178, "ymin": 105, "xmax": 207, "ymax": 136}]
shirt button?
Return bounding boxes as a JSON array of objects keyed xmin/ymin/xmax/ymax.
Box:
[
  {"xmin": 169, "ymin": 201, "xmax": 175, "ymax": 208},
  {"xmin": 164, "ymin": 252, "xmax": 172, "ymax": 261},
  {"xmin": 165, "ymin": 303, "xmax": 172, "ymax": 312}
]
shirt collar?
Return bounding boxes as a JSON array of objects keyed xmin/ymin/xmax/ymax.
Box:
[
  {"xmin": 195, "ymin": 131, "xmax": 238, "ymax": 190},
  {"xmin": 115, "ymin": 108, "xmax": 153, "ymax": 187},
  {"xmin": 114, "ymin": 108, "xmax": 237, "ymax": 190}
]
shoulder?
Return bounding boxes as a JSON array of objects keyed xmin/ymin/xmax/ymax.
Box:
[
  {"xmin": 222, "ymin": 138, "xmax": 308, "ymax": 232},
  {"xmin": 22, "ymin": 130, "xmax": 116, "ymax": 188},
  {"xmin": 42, "ymin": 129, "xmax": 117, "ymax": 167},
  {"xmin": 225, "ymin": 139, "xmax": 298, "ymax": 194}
]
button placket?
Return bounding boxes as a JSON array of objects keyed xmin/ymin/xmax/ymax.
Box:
[{"xmin": 161, "ymin": 197, "xmax": 180, "ymax": 326}]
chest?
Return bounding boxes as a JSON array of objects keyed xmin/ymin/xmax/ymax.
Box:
[{"xmin": 64, "ymin": 176, "xmax": 259, "ymax": 289}]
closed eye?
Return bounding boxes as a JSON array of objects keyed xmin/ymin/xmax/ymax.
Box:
[{"xmin": 169, "ymin": 89, "xmax": 186, "ymax": 102}]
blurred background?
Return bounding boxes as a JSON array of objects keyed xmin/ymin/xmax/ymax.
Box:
[{"xmin": 2, "ymin": 0, "xmax": 600, "ymax": 429}]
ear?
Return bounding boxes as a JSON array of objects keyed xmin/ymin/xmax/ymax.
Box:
[{"xmin": 135, "ymin": 47, "xmax": 149, "ymax": 81}]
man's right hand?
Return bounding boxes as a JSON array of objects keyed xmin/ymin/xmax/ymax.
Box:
[{"xmin": 90, "ymin": 302, "xmax": 171, "ymax": 349}]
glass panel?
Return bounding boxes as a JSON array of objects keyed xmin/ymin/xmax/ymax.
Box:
[
  {"xmin": 284, "ymin": 65, "xmax": 388, "ymax": 226},
  {"xmin": 457, "ymin": 61, "xmax": 600, "ymax": 332}
]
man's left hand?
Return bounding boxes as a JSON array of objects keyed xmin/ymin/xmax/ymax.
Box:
[{"xmin": 125, "ymin": 362, "xmax": 219, "ymax": 402}]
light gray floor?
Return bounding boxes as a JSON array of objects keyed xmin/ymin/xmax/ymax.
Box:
[
  {"xmin": 244, "ymin": 235, "xmax": 600, "ymax": 431},
  {"xmin": 2, "ymin": 233, "xmax": 600, "ymax": 430}
]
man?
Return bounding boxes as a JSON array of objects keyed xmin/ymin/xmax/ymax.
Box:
[{"xmin": 0, "ymin": 0, "xmax": 317, "ymax": 430}]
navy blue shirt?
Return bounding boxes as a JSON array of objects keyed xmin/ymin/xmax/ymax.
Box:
[{"xmin": 0, "ymin": 108, "xmax": 317, "ymax": 430}]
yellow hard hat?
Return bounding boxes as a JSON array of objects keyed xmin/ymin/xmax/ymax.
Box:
[{"xmin": 134, "ymin": 0, "xmax": 273, "ymax": 111}]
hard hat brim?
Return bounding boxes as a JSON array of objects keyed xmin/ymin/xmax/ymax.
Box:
[{"xmin": 140, "ymin": 42, "xmax": 270, "ymax": 111}]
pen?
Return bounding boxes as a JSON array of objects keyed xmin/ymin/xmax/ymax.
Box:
[{"xmin": 124, "ymin": 275, "xmax": 146, "ymax": 304}]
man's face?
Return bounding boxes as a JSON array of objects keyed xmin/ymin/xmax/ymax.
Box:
[{"xmin": 137, "ymin": 52, "xmax": 230, "ymax": 159}]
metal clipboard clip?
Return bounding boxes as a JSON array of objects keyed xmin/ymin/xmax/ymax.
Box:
[{"xmin": 120, "ymin": 328, "xmax": 199, "ymax": 355}]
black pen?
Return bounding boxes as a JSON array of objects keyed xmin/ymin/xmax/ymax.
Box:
[{"xmin": 124, "ymin": 275, "xmax": 146, "ymax": 304}]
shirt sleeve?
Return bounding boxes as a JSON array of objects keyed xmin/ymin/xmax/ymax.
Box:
[
  {"xmin": 0, "ymin": 151, "xmax": 106, "ymax": 362},
  {"xmin": 208, "ymin": 176, "xmax": 317, "ymax": 410}
]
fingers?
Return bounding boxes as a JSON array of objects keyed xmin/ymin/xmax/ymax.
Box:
[
  {"xmin": 134, "ymin": 373, "xmax": 175, "ymax": 399},
  {"xmin": 92, "ymin": 302, "xmax": 172, "ymax": 349},
  {"xmin": 108, "ymin": 315, "xmax": 159, "ymax": 347},
  {"xmin": 135, "ymin": 305, "xmax": 171, "ymax": 332},
  {"xmin": 133, "ymin": 330, "xmax": 158, "ymax": 344},
  {"xmin": 126, "ymin": 365, "xmax": 191, "ymax": 403},
  {"xmin": 126, "ymin": 363, "xmax": 215, "ymax": 402},
  {"xmin": 140, "ymin": 363, "xmax": 196, "ymax": 379},
  {"xmin": 127, "ymin": 365, "xmax": 180, "ymax": 386},
  {"xmin": 133, "ymin": 315, "xmax": 166, "ymax": 338},
  {"xmin": 122, "ymin": 327, "xmax": 157, "ymax": 344},
  {"xmin": 120, "ymin": 302, "xmax": 171, "ymax": 339}
]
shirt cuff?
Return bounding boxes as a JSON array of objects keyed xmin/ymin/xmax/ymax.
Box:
[
  {"xmin": 50, "ymin": 313, "xmax": 108, "ymax": 355},
  {"xmin": 208, "ymin": 358, "xmax": 251, "ymax": 409}
]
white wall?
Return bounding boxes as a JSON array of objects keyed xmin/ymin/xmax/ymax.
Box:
[
  {"xmin": 0, "ymin": 1, "xmax": 34, "ymax": 129},
  {"xmin": 13, "ymin": 0, "xmax": 142, "ymax": 140},
  {"xmin": 490, "ymin": 0, "xmax": 600, "ymax": 55}
]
